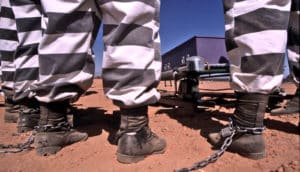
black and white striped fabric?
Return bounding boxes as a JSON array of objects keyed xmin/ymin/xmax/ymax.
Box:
[
  {"xmin": 9, "ymin": 0, "xmax": 41, "ymax": 101},
  {"xmin": 0, "ymin": 0, "xmax": 18, "ymax": 97},
  {"xmin": 34, "ymin": 0, "xmax": 161, "ymax": 109},
  {"xmin": 287, "ymin": 0, "xmax": 299, "ymax": 84},
  {"xmin": 223, "ymin": 0, "xmax": 295, "ymax": 94}
]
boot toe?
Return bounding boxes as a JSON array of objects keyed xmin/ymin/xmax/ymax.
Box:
[
  {"xmin": 67, "ymin": 131, "xmax": 88, "ymax": 143},
  {"xmin": 208, "ymin": 132, "xmax": 222, "ymax": 146}
]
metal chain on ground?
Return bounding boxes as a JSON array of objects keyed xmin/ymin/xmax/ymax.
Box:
[
  {"xmin": 174, "ymin": 119, "xmax": 265, "ymax": 172},
  {"xmin": 0, "ymin": 132, "xmax": 35, "ymax": 154},
  {"xmin": 0, "ymin": 121, "xmax": 72, "ymax": 154},
  {"xmin": 174, "ymin": 129, "xmax": 236, "ymax": 172}
]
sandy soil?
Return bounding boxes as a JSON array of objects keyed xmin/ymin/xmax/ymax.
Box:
[{"xmin": 0, "ymin": 79, "xmax": 299, "ymax": 172}]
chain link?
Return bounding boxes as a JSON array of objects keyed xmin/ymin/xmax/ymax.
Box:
[
  {"xmin": 0, "ymin": 122, "xmax": 70, "ymax": 154},
  {"xmin": 0, "ymin": 132, "xmax": 35, "ymax": 154},
  {"xmin": 35, "ymin": 121, "xmax": 71, "ymax": 132},
  {"xmin": 174, "ymin": 118, "xmax": 265, "ymax": 172},
  {"xmin": 174, "ymin": 129, "xmax": 236, "ymax": 172}
]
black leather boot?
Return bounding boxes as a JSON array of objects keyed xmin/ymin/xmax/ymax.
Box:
[
  {"xmin": 208, "ymin": 93, "xmax": 269, "ymax": 160},
  {"xmin": 17, "ymin": 98, "xmax": 40, "ymax": 133},
  {"xmin": 116, "ymin": 106, "xmax": 166, "ymax": 164},
  {"xmin": 4, "ymin": 97, "xmax": 20, "ymax": 123},
  {"xmin": 34, "ymin": 101, "xmax": 88, "ymax": 156},
  {"xmin": 271, "ymin": 88, "xmax": 299, "ymax": 115}
]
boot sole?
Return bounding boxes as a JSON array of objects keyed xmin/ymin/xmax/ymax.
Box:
[
  {"xmin": 17, "ymin": 126, "xmax": 34, "ymax": 133},
  {"xmin": 4, "ymin": 113, "xmax": 19, "ymax": 123},
  {"xmin": 116, "ymin": 148, "xmax": 166, "ymax": 164},
  {"xmin": 4, "ymin": 118, "xmax": 18, "ymax": 123},
  {"xmin": 36, "ymin": 146, "xmax": 62, "ymax": 156},
  {"xmin": 233, "ymin": 150, "xmax": 266, "ymax": 160}
]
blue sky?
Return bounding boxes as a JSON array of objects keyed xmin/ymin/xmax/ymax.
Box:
[{"xmin": 92, "ymin": 0, "xmax": 289, "ymax": 76}]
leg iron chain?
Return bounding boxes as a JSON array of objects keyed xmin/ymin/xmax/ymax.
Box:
[
  {"xmin": 174, "ymin": 118, "xmax": 264, "ymax": 172},
  {"xmin": 0, "ymin": 132, "xmax": 36, "ymax": 154}
]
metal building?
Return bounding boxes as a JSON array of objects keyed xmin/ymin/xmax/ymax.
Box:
[{"xmin": 162, "ymin": 36, "xmax": 228, "ymax": 72}]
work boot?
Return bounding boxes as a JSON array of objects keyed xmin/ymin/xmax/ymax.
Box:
[
  {"xmin": 4, "ymin": 97, "xmax": 20, "ymax": 123},
  {"xmin": 208, "ymin": 93, "xmax": 269, "ymax": 160},
  {"xmin": 17, "ymin": 98, "xmax": 40, "ymax": 133},
  {"xmin": 116, "ymin": 106, "xmax": 166, "ymax": 164},
  {"xmin": 34, "ymin": 101, "xmax": 88, "ymax": 156},
  {"xmin": 271, "ymin": 88, "xmax": 299, "ymax": 115}
]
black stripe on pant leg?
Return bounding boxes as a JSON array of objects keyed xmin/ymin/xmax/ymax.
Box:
[
  {"xmin": 291, "ymin": 0, "xmax": 299, "ymax": 11},
  {"xmin": 1, "ymin": 71, "xmax": 15, "ymax": 81},
  {"xmin": 9, "ymin": 0, "xmax": 39, "ymax": 6},
  {"xmin": 102, "ymin": 68, "xmax": 158, "ymax": 92},
  {"xmin": 0, "ymin": 6, "xmax": 15, "ymax": 19},
  {"xmin": 287, "ymin": 12, "xmax": 299, "ymax": 48},
  {"xmin": 225, "ymin": 37, "xmax": 238, "ymax": 52},
  {"xmin": 16, "ymin": 17, "xmax": 41, "ymax": 32},
  {"xmin": 15, "ymin": 67, "xmax": 39, "ymax": 82},
  {"xmin": 103, "ymin": 24, "xmax": 153, "ymax": 47},
  {"xmin": 241, "ymin": 53, "xmax": 285, "ymax": 75},
  {"xmin": 267, "ymin": 0, "xmax": 292, "ymax": 6},
  {"xmin": 222, "ymin": 0, "xmax": 234, "ymax": 12},
  {"xmin": 39, "ymin": 53, "xmax": 88, "ymax": 75},
  {"xmin": 45, "ymin": 12, "xmax": 95, "ymax": 34},
  {"xmin": 0, "ymin": 50, "xmax": 15, "ymax": 62},
  {"xmin": 0, "ymin": 29, "xmax": 18, "ymax": 41},
  {"xmin": 234, "ymin": 8, "xmax": 290, "ymax": 37},
  {"xmin": 15, "ymin": 43, "xmax": 38, "ymax": 59}
]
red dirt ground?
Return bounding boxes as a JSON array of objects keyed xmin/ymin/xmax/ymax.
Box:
[{"xmin": 0, "ymin": 79, "xmax": 299, "ymax": 172}]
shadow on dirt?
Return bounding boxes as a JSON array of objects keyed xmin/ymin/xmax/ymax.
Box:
[
  {"xmin": 82, "ymin": 90, "xmax": 98, "ymax": 96},
  {"xmin": 264, "ymin": 117, "xmax": 299, "ymax": 135},
  {"xmin": 155, "ymin": 97, "xmax": 299, "ymax": 138},
  {"xmin": 156, "ymin": 107, "xmax": 231, "ymax": 139},
  {"xmin": 70, "ymin": 107, "xmax": 121, "ymax": 145}
]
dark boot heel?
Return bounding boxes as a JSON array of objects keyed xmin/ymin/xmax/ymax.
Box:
[
  {"xmin": 17, "ymin": 126, "xmax": 34, "ymax": 133},
  {"xmin": 36, "ymin": 146, "xmax": 62, "ymax": 156},
  {"xmin": 4, "ymin": 117, "xmax": 18, "ymax": 123},
  {"xmin": 240, "ymin": 151, "xmax": 266, "ymax": 160},
  {"xmin": 117, "ymin": 153, "xmax": 146, "ymax": 164}
]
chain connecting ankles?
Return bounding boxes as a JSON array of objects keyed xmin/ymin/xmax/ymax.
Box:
[
  {"xmin": 0, "ymin": 122, "xmax": 71, "ymax": 154},
  {"xmin": 0, "ymin": 132, "xmax": 36, "ymax": 154},
  {"xmin": 174, "ymin": 118, "xmax": 265, "ymax": 172},
  {"xmin": 35, "ymin": 121, "xmax": 71, "ymax": 132}
]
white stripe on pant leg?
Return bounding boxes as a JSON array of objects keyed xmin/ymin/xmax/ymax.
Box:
[
  {"xmin": 0, "ymin": 18, "xmax": 16, "ymax": 30},
  {"xmin": 13, "ymin": 4, "xmax": 43, "ymax": 18},
  {"xmin": 100, "ymin": 1, "xmax": 156, "ymax": 27},
  {"xmin": 14, "ymin": 54, "xmax": 39, "ymax": 69},
  {"xmin": 0, "ymin": 39, "xmax": 18, "ymax": 51},
  {"xmin": 40, "ymin": 0, "xmax": 92, "ymax": 13},
  {"xmin": 39, "ymin": 33, "xmax": 92, "ymax": 54},
  {"xmin": 17, "ymin": 30, "xmax": 42, "ymax": 45},
  {"xmin": 231, "ymin": 73, "xmax": 284, "ymax": 94},
  {"xmin": 103, "ymin": 45, "xmax": 155, "ymax": 69}
]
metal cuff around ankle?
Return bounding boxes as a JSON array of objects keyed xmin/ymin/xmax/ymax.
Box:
[
  {"xmin": 35, "ymin": 121, "xmax": 71, "ymax": 132},
  {"xmin": 220, "ymin": 118, "xmax": 265, "ymax": 138}
]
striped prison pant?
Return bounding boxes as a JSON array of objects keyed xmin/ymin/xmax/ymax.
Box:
[
  {"xmin": 0, "ymin": 0, "xmax": 41, "ymax": 101},
  {"xmin": 9, "ymin": 0, "xmax": 41, "ymax": 101},
  {"xmin": 32, "ymin": 0, "xmax": 161, "ymax": 109},
  {"xmin": 0, "ymin": 0, "xmax": 18, "ymax": 98},
  {"xmin": 223, "ymin": 0, "xmax": 299, "ymax": 94}
]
